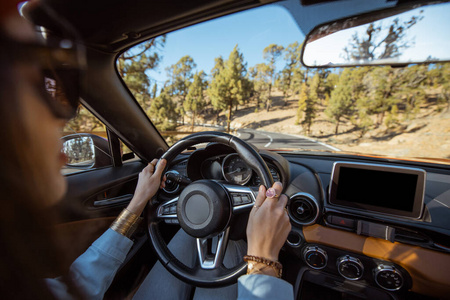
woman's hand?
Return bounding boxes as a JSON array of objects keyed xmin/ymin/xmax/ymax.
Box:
[
  {"xmin": 246, "ymin": 182, "xmax": 291, "ymax": 262},
  {"xmin": 126, "ymin": 159, "xmax": 166, "ymax": 215}
]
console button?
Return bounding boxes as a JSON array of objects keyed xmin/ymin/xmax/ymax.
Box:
[{"xmin": 329, "ymin": 216, "xmax": 355, "ymax": 229}]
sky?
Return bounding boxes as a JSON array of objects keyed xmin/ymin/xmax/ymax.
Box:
[{"xmin": 145, "ymin": 4, "xmax": 305, "ymax": 87}]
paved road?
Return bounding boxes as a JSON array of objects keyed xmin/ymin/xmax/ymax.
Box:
[{"xmin": 235, "ymin": 129, "xmax": 340, "ymax": 151}]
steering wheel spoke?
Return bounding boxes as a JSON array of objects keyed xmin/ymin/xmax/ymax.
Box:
[
  {"xmin": 156, "ymin": 197, "xmax": 179, "ymax": 224},
  {"xmin": 223, "ymin": 184, "xmax": 257, "ymax": 213},
  {"xmin": 196, "ymin": 228, "xmax": 230, "ymax": 269}
]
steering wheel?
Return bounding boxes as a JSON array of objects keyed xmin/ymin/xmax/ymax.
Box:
[{"xmin": 146, "ymin": 131, "xmax": 274, "ymax": 287}]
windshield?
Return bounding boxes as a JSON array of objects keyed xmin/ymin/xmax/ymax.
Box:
[{"xmin": 117, "ymin": 3, "xmax": 450, "ymax": 163}]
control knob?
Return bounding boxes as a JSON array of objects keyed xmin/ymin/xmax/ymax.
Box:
[
  {"xmin": 303, "ymin": 246, "xmax": 327, "ymax": 269},
  {"xmin": 374, "ymin": 264, "xmax": 404, "ymax": 291},
  {"xmin": 337, "ymin": 255, "xmax": 364, "ymax": 280}
]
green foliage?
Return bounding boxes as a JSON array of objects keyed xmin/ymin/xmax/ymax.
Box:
[
  {"xmin": 151, "ymin": 83, "xmax": 158, "ymax": 99},
  {"xmin": 117, "ymin": 37, "xmax": 166, "ymax": 111},
  {"xmin": 113, "ymin": 35, "xmax": 450, "ymax": 143},
  {"xmin": 165, "ymin": 55, "xmax": 197, "ymax": 123},
  {"xmin": 309, "ymin": 73, "xmax": 320, "ymax": 103},
  {"xmin": 184, "ymin": 71, "xmax": 207, "ymax": 129},
  {"xmin": 326, "ymin": 68, "xmax": 355, "ymax": 134},
  {"xmin": 397, "ymin": 65, "xmax": 428, "ymax": 119},
  {"xmin": 324, "ymin": 72, "xmax": 339, "ymax": 99},
  {"xmin": 208, "ymin": 45, "xmax": 251, "ymax": 132},
  {"xmin": 250, "ymin": 63, "xmax": 271, "ymax": 111},
  {"xmin": 263, "ymin": 44, "xmax": 284, "ymax": 111},
  {"xmin": 384, "ymin": 104, "xmax": 399, "ymax": 128},
  {"xmin": 296, "ymin": 82, "xmax": 317, "ymax": 135},
  {"xmin": 428, "ymin": 63, "xmax": 450, "ymax": 110},
  {"xmin": 65, "ymin": 107, "xmax": 105, "ymax": 133},
  {"xmin": 148, "ymin": 91, "xmax": 177, "ymax": 131}
]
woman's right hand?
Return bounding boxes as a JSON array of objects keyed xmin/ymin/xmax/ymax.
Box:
[{"xmin": 246, "ymin": 182, "xmax": 291, "ymax": 262}]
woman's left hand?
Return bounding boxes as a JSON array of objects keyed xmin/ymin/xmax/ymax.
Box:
[{"xmin": 126, "ymin": 158, "xmax": 166, "ymax": 215}]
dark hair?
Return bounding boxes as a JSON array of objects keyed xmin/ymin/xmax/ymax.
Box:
[{"xmin": 0, "ymin": 30, "xmax": 82, "ymax": 299}]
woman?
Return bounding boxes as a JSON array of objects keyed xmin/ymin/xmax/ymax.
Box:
[{"xmin": 0, "ymin": 1, "xmax": 293, "ymax": 299}]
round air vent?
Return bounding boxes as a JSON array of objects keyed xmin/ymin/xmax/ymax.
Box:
[{"xmin": 288, "ymin": 193, "xmax": 320, "ymax": 225}]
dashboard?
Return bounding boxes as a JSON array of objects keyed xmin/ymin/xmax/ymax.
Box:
[
  {"xmin": 159, "ymin": 142, "xmax": 450, "ymax": 300},
  {"xmin": 163, "ymin": 143, "xmax": 289, "ymax": 192}
]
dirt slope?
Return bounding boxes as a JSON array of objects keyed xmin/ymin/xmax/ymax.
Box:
[{"xmin": 228, "ymin": 91, "xmax": 450, "ymax": 161}]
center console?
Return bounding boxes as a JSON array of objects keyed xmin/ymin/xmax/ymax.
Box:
[{"xmin": 293, "ymin": 244, "xmax": 411, "ymax": 300}]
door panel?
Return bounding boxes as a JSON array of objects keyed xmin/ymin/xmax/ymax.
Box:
[
  {"xmin": 55, "ymin": 160, "xmax": 157, "ymax": 298},
  {"xmin": 55, "ymin": 160, "xmax": 149, "ymax": 278}
]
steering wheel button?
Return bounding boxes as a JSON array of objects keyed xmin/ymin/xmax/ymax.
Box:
[
  {"xmin": 241, "ymin": 194, "xmax": 251, "ymax": 204},
  {"xmin": 169, "ymin": 205, "xmax": 177, "ymax": 214},
  {"xmin": 233, "ymin": 195, "xmax": 242, "ymax": 205}
]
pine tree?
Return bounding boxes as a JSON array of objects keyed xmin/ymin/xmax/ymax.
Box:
[
  {"xmin": 296, "ymin": 83, "xmax": 308, "ymax": 124},
  {"xmin": 151, "ymin": 83, "xmax": 158, "ymax": 99},
  {"xmin": 165, "ymin": 55, "xmax": 197, "ymax": 124},
  {"xmin": 208, "ymin": 45, "xmax": 250, "ymax": 132},
  {"xmin": 148, "ymin": 91, "xmax": 177, "ymax": 131},
  {"xmin": 326, "ymin": 68, "xmax": 355, "ymax": 135},
  {"xmin": 263, "ymin": 44, "xmax": 284, "ymax": 111},
  {"xmin": 249, "ymin": 63, "xmax": 271, "ymax": 112},
  {"xmin": 363, "ymin": 66, "xmax": 400, "ymax": 124},
  {"xmin": 296, "ymin": 82, "xmax": 317, "ymax": 135},
  {"xmin": 428, "ymin": 63, "xmax": 450, "ymax": 111},
  {"xmin": 117, "ymin": 36, "xmax": 166, "ymax": 110},
  {"xmin": 309, "ymin": 73, "xmax": 320, "ymax": 104},
  {"xmin": 184, "ymin": 71, "xmax": 207, "ymax": 131},
  {"xmin": 397, "ymin": 65, "xmax": 428, "ymax": 119},
  {"xmin": 278, "ymin": 42, "xmax": 302, "ymax": 106}
]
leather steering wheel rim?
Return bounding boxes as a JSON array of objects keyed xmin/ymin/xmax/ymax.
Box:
[{"xmin": 146, "ymin": 131, "xmax": 274, "ymax": 287}]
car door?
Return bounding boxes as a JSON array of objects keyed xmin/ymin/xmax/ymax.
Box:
[{"xmin": 54, "ymin": 108, "xmax": 158, "ymax": 298}]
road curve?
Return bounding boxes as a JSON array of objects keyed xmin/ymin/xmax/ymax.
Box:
[{"xmin": 235, "ymin": 129, "xmax": 340, "ymax": 151}]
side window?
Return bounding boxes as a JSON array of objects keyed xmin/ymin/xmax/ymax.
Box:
[{"xmin": 62, "ymin": 106, "xmax": 112, "ymax": 174}]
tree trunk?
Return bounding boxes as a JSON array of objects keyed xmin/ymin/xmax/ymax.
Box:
[
  {"xmin": 266, "ymin": 99, "xmax": 271, "ymax": 112},
  {"xmin": 266, "ymin": 83, "xmax": 272, "ymax": 112},
  {"xmin": 227, "ymin": 103, "xmax": 232, "ymax": 133},
  {"xmin": 191, "ymin": 111, "xmax": 196, "ymax": 132},
  {"xmin": 335, "ymin": 119, "xmax": 340, "ymax": 135}
]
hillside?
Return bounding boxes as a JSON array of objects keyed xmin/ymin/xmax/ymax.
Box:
[{"xmin": 210, "ymin": 91, "xmax": 450, "ymax": 161}]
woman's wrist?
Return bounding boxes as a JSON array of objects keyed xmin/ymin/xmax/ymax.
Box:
[
  {"xmin": 126, "ymin": 197, "xmax": 146, "ymax": 215},
  {"xmin": 244, "ymin": 255, "xmax": 283, "ymax": 278},
  {"xmin": 247, "ymin": 248, "xmax": 278, "ymax": 262},
  {"xmin": 110, "ymin": 208, "xmax": 143, "ymax": 238}
]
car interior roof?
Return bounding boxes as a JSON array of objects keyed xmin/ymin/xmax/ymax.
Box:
[{"xmin": 26, "ymin": 0, "xmax": 275, "ymax": 53}]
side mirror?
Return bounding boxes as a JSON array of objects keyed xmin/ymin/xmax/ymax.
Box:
[
  {"xmin": 63, "ymin": 136, "xmax": 95, "ymax": 168},
  {"xmin": 62, "ymin": 134, "xmax": 112, "ymax": 170}
]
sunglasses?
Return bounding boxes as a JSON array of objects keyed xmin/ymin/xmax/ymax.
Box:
[{"xmin": 4, "ymin": 35, "xmax": 83, "ymax": 120}]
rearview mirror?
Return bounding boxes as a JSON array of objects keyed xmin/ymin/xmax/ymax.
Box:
[{"xmin": 302, "ymin": 2, "xmax": 450, "ymax": 67}]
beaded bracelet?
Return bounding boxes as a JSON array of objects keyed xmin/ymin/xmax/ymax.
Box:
[
  {"xmin": 243, "ymin": 255, "xmax": 283, "ymax": 278},
  {"xmin": 110, "ymin": 208, "xmax": 143, "ymax": 238}
]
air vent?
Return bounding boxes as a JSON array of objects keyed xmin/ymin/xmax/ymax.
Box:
[
  {"xmin": 288, "ymin": 193, "xmax": 320, "ymax": 225},
  {"xmin": 395, "ymin": 228, "xmax": 430, "ymax": 245}
]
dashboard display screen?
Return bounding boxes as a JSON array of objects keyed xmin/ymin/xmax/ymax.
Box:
[{"xmin": 329, "ymin": 162, "xmax": 426, "ymax": 219}]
